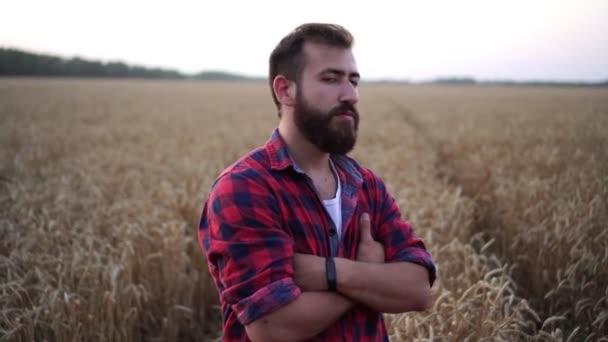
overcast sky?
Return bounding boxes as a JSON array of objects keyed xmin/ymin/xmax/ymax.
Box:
[{"xmin": 2, "ymin": 0, "xmax": 607, "ymax": 81}]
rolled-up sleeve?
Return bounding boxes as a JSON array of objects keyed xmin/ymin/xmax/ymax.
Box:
[
  {"xmin": 370, "ymin": 174, "xmax": 437, "ymax": 287},
  {"xmin": 199, "ymin": 170, "xmax": 301, "ymax": 325}
]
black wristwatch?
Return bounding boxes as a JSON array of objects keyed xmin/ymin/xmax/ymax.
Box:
[{"xmin": 326, "ymin": 256, "xmax": 337, "ymax": 291}]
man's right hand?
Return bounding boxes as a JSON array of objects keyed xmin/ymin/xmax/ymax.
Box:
[{"xmin": 356, "ymin": 213, "xmax": 385, "ymax": 263}]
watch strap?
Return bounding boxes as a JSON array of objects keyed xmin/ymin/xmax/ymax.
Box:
[{"xmin": 326, "ymin": 256, "xmax": 337, "ymax": 291}]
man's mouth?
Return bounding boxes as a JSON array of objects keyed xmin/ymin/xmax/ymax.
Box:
[
  {"xmin": 335, "ymin": 110, "xmax": 355, "ymax": 118},
  {"xmin": 334, "ymin": 114, "xmax": 354, "ymax": 122}
]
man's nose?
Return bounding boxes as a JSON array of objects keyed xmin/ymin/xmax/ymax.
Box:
[{"xmin": 339, "ymin": 81, "xmax": 359, "ymax": 104}]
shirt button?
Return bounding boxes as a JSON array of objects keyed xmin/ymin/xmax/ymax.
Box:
[{"xmin": 329, "ymin": 228, "xmax": 337, "ymax": 236}]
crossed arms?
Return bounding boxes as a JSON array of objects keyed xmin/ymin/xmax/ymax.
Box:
[
  {"xmin": 245, "ymin": 214, "xmax": 433, "ymax": 342},
  {"xmin": 200, "ymin": 172, "xmax": 437, "ymax": 342}
]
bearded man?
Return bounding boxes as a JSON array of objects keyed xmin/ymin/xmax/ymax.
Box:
[{"xmin": 197, "ymin": 23, "xmax": 437, "ymax": 342}]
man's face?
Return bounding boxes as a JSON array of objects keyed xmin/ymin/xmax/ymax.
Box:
[{"xmin": 292, "ymin": 42, "xmax": 361, "ymax": 155}]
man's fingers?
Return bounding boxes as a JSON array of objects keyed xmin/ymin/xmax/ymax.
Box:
[{"xmin": 359, "ymin": 213, "xmax": 373, "ymax": 241}]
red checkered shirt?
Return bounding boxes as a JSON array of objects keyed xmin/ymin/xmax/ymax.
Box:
[{"xmin": 198, "ymin": 128, "xmax": 436, "ymax": 341}]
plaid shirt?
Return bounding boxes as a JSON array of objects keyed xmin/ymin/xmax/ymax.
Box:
[{"xmin": 198, "ymin": 128, "xmax": 436, "ymax": 341}]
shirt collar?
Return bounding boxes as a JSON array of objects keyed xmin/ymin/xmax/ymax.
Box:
[
  {"xmin": 264, "ymin": 128, "xmax": 363, "ymax": 185},
  {"xmin": 265, "ymin": 128, "xmax": 300, "ymax": 172}
]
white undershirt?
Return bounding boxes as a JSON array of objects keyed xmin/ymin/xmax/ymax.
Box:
[{"xmin": 323, "ymin": 161, "xmax": 342, "ymax": 239}]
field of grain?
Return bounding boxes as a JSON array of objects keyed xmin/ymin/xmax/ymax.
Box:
[{"xmin": 1, "ymin": 78, "xmax": 607, "ymax": 341}]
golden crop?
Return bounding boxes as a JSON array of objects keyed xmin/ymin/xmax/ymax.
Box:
[{"xmin": 1, "ymin": 78, "xmax": 607, "ymax": 341}]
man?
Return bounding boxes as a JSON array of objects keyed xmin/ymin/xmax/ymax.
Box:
[{"xmin": 198, "ymin": 23, "xmax": 437, "ymax": 342}]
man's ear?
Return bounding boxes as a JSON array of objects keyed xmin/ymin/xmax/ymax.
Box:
[{"xmin": 272, "ymin": 75, "xmax": 296, "ymax": 107}]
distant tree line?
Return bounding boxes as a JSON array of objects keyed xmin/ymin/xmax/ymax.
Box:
[
  {"xmin": 0, "ymin": 48, "xmax": 185, "ymax": 78},
  {"xmin": 2, "ymin": 47, "xmax": 606, "ymax": 86},
  {"xmin": 192, "ymin": 70, "xmax": 264, "ymax": 82},
  {"xmin": 429, "ymin": 77, "xmax": 476, "ymax": 85}
]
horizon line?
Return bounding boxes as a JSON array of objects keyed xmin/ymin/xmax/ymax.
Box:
[{"xmin": 1, "ymin": 45, "xmax": 607, "ymax": 84}]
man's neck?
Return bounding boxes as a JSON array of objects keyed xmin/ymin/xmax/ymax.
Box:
[{"xmin": 278, "ymin": 118, "xmax": 331, "ymax": 175}]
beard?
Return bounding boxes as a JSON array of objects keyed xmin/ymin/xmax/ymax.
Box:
[{"xmin": 293, "ymin": 90, "xmax": 360, "ymax": 155}]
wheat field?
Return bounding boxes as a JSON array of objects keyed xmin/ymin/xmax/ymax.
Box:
[{"xmin": 1, "ymin": 78, "xmax": 607, "ymax": 341}]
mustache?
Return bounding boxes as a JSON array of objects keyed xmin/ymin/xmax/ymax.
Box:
[{"xmin": 329, "ymin": 103, "xmax": 358, "ymax": 118}]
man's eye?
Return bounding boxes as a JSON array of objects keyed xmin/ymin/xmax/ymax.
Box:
[
  {"xmin": 350, "ymin": 80, "xmax": 359, "ymax": 87},
  {"xmin": 322, "ymin": 77, "xmax": 338, "ymax": 83}
]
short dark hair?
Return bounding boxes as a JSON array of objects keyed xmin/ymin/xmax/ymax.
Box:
[{"xmin": 268, "ymin": 23, "xmax": 354, "ymax": 110}]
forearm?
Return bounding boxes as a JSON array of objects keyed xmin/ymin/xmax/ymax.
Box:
[
  {"xmin": 335, "ymin": 258, "xmax": 432, "ymax": 313},
  {"xmin": 245, "ymin": 291, "xmax": 354, "ymax": 342}
]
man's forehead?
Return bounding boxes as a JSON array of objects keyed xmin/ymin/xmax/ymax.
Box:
[{"xmin": 302, "ymin": 42, "xmax": 358, "ymax": 74}]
